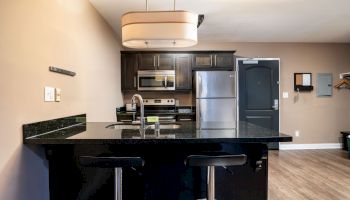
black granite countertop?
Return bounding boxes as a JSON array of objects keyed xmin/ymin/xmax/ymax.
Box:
[{"xmin": 24, "ymin": 120, "xmax": 292, "ymax": 145}]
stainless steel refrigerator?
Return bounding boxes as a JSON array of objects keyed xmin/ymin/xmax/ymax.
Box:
[{"xmin": 196, "ymin": 71, "xmax": 237, "ymax": 130}]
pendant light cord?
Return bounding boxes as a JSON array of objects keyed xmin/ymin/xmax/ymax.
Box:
[{"xmin": 146, "ymin": 0, "xmax": 176, "ymax": 12}]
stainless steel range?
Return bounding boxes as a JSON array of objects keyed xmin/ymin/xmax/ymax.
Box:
[{"xmin": 139, "ymin": 98, "xmax": 177, "ymax": 123}]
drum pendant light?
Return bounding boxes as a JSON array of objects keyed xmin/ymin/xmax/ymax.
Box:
[{"xmin": 121, "ymin": 0, "xmax": 198, "ymax": 49}]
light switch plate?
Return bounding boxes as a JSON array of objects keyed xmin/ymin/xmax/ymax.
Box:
[
  {"xmin": 282, "ymin": 92, "xmax": 289, "ymax": 99},
  {"xmin": 44, "ymin": 86, "xmax": 55, "ymax": 102},
  {"xmin": 55, "ymin": 88, "xmax": 61, "ymax": 102}
]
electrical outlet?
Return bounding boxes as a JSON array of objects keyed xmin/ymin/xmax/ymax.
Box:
[
  {"xmin": 283, "ymin": 92, "xmax": 289, "ymax": 99},
  {"xmin": 295, "ymin": 130, "xmax": 300, "ymax": 137},
  {"xmin": 44, "ymin": 86, "xmax": 55, "ymax": 102},
  {"xmin": 55, "ymin": 88, "xmax": 61, "ymax": 102}
]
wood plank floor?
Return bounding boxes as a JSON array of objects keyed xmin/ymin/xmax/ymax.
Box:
[{"xmin": 268, "ymin": 150, "xmax": 350, "ymax": 200}]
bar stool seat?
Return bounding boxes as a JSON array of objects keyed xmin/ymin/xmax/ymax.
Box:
[
  {"xmin": 185, "ymin": 154, "xmax": 247, "ymax": 200},
  {"xmin": 79, "ymin": 156, "xmax": 144, "ymax": 200}
]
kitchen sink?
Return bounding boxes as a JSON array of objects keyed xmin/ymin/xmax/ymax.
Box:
[{"xmin": 106, "ymin": 123, "xmax": 181, "ymax": 130}]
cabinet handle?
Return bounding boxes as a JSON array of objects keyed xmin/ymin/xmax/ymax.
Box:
[
  {"xmin": 165, "ymin": 76, "xmax": 168, "ymax": 88},
  {"xmin": 134, "ymin": 76, "xmax": 137, "ymax": 88},
  {"xmin": 157, "ymin": 56, "xmax": 160, "ymax": 67},
  {"xmin": 153, "ymin": 56, "xmax": 156, "ymax": 67},
  {"xmin": 210, "ymin": 55, "xmax": 213, "ymax": 66},
  {"xmin": 214, "ymin": 54, "xmax": 217, "ymax": 66},
  {"xmin": 179, "ymin": 118, "xmax": 192, "ymax": 121},
  {"xmin": 154, "ymin": 56, "xmax": 156, "ymax": 68}
]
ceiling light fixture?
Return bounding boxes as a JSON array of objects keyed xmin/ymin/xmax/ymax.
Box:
[{"xmin": 121, "ymin": 0, "xmax": 199, "ymax": 49}]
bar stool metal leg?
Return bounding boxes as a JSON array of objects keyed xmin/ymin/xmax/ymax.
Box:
[
  {"xmin": 208, "ymin": 166, "xmax": 215, "ymax": 200},
  {"xmin": 115, "ymin": 168, "xmax": 122, "ymax": 200},
  {"xmin": 79, "ymin": 156, "xmax": 144, "ymax": 200},
  {"xmin": 185, "ymin": 154, "xmax": 247, "ymax": 200}
]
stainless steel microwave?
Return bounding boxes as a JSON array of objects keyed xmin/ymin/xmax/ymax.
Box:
[{"xmin": 138, "ymin": 70, "xmax": 175, "ymax": 91}]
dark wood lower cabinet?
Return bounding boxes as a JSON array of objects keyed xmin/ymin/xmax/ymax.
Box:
[{"xmin": 45, "ymin": 143, "xmax": 268, "ymax": 200}]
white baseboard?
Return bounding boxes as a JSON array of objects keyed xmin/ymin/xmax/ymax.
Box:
[{"xmin": 279, "ymin": 143, "xmax": 342, "ymax": 150}]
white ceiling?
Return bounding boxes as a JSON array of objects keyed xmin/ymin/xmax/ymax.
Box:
[{"xmin": 89, "ymin": 0, "xmax": 350, "ymax": 43}]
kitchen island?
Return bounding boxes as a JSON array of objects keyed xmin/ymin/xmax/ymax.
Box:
[{"xmin": 24, "ymin": 114, "xmax": 292, "ymax": 200}]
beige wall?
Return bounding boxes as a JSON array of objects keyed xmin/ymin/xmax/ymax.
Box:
[
  {"xmin": 0, "ymin": 0, "xmax": 122, "ymax": 199},
  {"xmin": 145, "ymin": 42, "xmax": 350, "ymax": 144}
]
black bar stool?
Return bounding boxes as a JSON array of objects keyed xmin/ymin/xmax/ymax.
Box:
[
  {"xmin": 79, "ymin": 156, "xmax": 144, "ymax": 200},
  {"xmin": 185, "ymin": 154, "xmax": 247, "ymax": 200}
]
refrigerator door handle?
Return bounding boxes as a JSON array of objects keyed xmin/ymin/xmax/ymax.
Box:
[
  {"xmin": 196, "ymin": 100, "xmax": 201, "ymax": 129},
  {"xmin": 197, "ymin": 75, "xmax": 202, "ymax": 97}
]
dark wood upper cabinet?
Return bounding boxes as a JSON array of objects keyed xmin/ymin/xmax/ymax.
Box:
[
  {"xmin": 138, "ymin": 53, "xmax": 175, "ymax": 70},
  {"xmin": 214, "ymin": 53, "xmax": 234, "ymax": 68},
  {"xmin": 192, "ymin": 53, "xmax": 213, "ymax": 68},
  {"xmin": 138, "ymin": 54, "xmax": 157, "ymax": 70},
  {"xmin": 192, "ymin": 52, "xmax": 234, "ymax": 69},
  {"xmin": 121, "ymin": 51, "xmax": 235, "ymax": 92},
  {"xmin": 175, "ymin": 54, "xmax": 192, "ymax": 90},
  {"xmin": 121, "ymin": 54, "xmax": 138, "ymax": 91},
  {"xmin": 158, "ymin": 54, "xmax": 175, "ymax": 70}
]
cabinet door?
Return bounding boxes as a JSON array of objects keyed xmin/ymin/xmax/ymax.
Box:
[
  {"xmin": 192, "ymin": 53, "xmax": 213, "ymax": 68},
  {"xmin": 175, "ymin": 54, "xmax": 192, "ymax": 90},
  {"xmin": 138, "ymin": 54, "xmax": 157, "ymax": 70},
  {"xmin": 158, "ymin": 54, "xmax": 175, "ymax": 70},
  {"xmin": 121, "ymin": 54, "xmax": 138, "ymax": 91},
  {"xmin": 214, "ymin": 53, "xmax": 234, "ymax": 68}
]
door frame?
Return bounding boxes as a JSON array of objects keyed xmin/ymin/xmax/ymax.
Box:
[{"xmin": 236, "ymin": 58, "xmax": 281, "ymax": 137}]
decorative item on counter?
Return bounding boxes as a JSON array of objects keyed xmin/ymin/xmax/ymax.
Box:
[
  {"xmin": 146, "ymin": 116, "xmax": 159, "ymax": 123},
  {"xmin": 178, "ymin": 108, "xmax": 192, "ymax": 114},
  {"xmin": 126, "ymin": 103, "xmax": 136, "ymax": 112},
  {"xmin": 294, "ymin": 73, "xmax": 313, "ymax": 92}
]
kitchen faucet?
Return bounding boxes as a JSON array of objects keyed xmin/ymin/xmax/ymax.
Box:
[
  {"xmin": 131, "ymin": 94, "xmax": 160, "ymax": 136},
  {"xmin": 131, "ymin": 94, "xmax": 145, "ymax": 135}
]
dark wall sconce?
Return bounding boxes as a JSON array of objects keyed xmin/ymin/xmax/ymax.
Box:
[{"xmin": 294, "ymin": 73, "xmax": 314, "ymax": 91}]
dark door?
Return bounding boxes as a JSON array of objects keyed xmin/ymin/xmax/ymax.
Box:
[
  {"xmin": 158, "ymin": 54, "xmax": 175, "ymax": 70},
  {"xmin": 138, "ymin": 54, "xmax": 157, "ymax": 70},
  {"xmin": 175, "ymin": 54, "xmax": 192, "ymax": 90},
  {"xmin": 121, "ymin": 54, "xmax": 138, "ymax": 91},
  {"xmin": 239, "ymin": 59, "xmax": 279, "ymax": 149}
]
